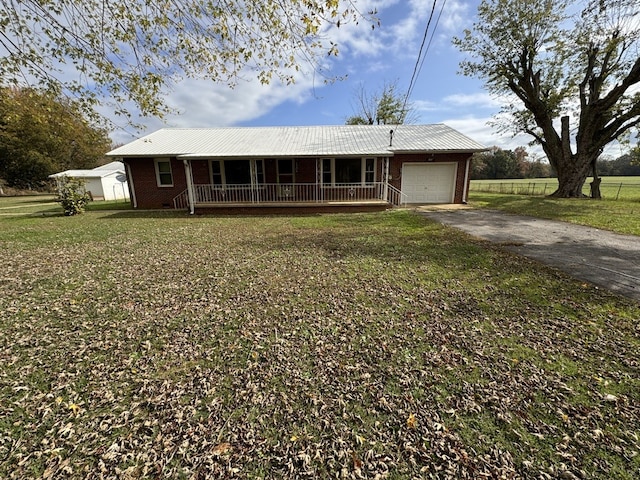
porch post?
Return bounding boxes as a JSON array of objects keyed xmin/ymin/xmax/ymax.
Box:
[
  {"xmin": 383, "ymin": 157, "xmax": 390, "ymax": 202},
  {"xmin": 316, "ymin": 158, "xmax": 320, "ymax": 202},
  {"xmin": 183, "ymin": 159, "xmax": 195, "ymax": 215},
  {"xmin": 462, "ymin": 157, "xmax": 471, "ymax": 204},
  {"xmin": 250, "ymin": 160, "xmax": 257, "ymax": 203},
  {"xmin": 124, "ymin": 160, "xmax": 137, "ymax": 209}
]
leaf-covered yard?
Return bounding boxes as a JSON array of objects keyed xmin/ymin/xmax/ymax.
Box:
[{"xmin": 1, "ymin": 210, "xmax": 638, "ymax": 479}]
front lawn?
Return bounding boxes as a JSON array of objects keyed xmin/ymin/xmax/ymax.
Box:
[{"xmin": 1, "ymin": 210, "xmax": 638, "ymax": 478}]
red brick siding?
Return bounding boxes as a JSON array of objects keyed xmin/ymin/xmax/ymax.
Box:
[
  {"xmin": 295, "ymin": 158, "xmax": 316, "ymax": 183},
  {"xmin": 126, "ymin": 157, "xmax": 187, "ymax": 209}
]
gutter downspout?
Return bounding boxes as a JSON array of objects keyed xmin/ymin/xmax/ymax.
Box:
[
  {"xmin": 462, "ymin": 156, "xmax": 471, "ymax": 204},
  {"xmin": 183, "ymin": 159, "xmax": 195, "ymax": 215},
  {"xmin": 124, "ymin": 160, "xmax": 137, "ymax": 209}
]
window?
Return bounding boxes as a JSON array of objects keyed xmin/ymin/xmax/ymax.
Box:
[
  {"xmin": 211, "ymin": 160, "xmax": 222, "ymax": 185},
  {"xmin": 322, "ymin": 158, "xmax": 332, "ymax": 185},
  {"xmin": 323, "ymin": 158, "xmax": 377, "ymax": 185},
  {"xmin": 336, "ymin": 158, "xmax": 362, "ymax": 184},
  {"xmin": 277, "ymin": 159, "xmax": 294, "ymax": 184},
  {"xmin": 155, "ymin": 159, "xmax": 173, "ymax": 187},
  {"xmin": 209, "ymin": 159, "xmax": 264, "ymax": 186},
  {"xmin": 365, "ymin": 158, "xmax": 376, "ymax": 184},
  {"xmin": 225, "ymin": 160, "xmax": 251, "ymax": 184},
  {"xmin": 255, "ymin": 160, "xmax": 264, "ymax": 184}
]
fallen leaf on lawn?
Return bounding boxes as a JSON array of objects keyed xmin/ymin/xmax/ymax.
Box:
[
  {"xmin": 407, "ymin": 413, "xmax": 417, "ymax": 429},
  {"xmin": 211, "ymin": 443, "xmax": 233, "ymax": 456}
]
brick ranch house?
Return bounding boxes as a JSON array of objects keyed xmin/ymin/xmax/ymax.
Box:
[{"xmin": 107, "ymin": 124, "xmax": 486, "ymax": 214}]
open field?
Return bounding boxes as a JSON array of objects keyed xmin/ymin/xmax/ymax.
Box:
[
  {"xmin": 1, "ymin": 210, "xmax": 638, "ymax": 479},
  {"xmin": 470, "ymin": 176, "xmax": 640, "ymax": 201}
]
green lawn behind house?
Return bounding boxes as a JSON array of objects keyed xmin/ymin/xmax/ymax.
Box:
[
  {"xmin": 0, "ymin": 194, "xmax": 131, "ymax": 216},
  {"xmin": 0, "ymin": 194, "xmax": 59, "ymax": 215},
  {"xmin": 1, "ymin": 210, "xmax": 638, "ymax": 478}
]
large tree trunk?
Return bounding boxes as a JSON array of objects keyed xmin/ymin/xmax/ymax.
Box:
[
  {"xmin": 548, "ymin": 116, "xmax": 600, "ymax": 198},
  {"xmin": 550, "ymin": 155, "xmax": 601, "ymax": 197},
  {"xmin": 551, "ymin": 167, "xmax": 589, "ymax": 197}
]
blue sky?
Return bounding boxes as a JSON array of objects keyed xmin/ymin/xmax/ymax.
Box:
[{"xmin": 107, "ymin": 0, "xmax": 530, "ymax": 152}]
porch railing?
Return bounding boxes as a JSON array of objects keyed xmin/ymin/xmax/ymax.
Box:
[{"xmin": 173, "ymin": 182, "xmax": 407, "ymax": 209}]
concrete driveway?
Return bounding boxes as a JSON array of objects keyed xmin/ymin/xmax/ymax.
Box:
[{"xmin": 416, "ymin": 207, "xmax": 640, "ymax": 303}]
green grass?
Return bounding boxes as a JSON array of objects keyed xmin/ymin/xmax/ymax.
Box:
[
  {"xmin": 0, "ymin": 194, "xmax": 59, "ymax": 215},
  {"xmin": 85, "ymin": 198, "xmax": 132, "ymax": 211},
  {"xmin": 468, "ymin": 192, "xmax": 640, "ymax": 235},
  {"xmin": 0, "ymin": 194, "xmax": 131, "ymax": 216},
  {"xmin": 1, "ymin": 210, "xmax": 638, "ymax": 479}
]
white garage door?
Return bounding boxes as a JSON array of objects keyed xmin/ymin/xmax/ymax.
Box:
[{"xmin": 401, "ymin": 163, "xmax": 457, "ymax": 204}]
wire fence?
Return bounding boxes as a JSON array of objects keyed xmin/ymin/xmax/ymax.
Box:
[{"xmin": 470, "ymin": 180, "xmax": 640, "ymax": 201}]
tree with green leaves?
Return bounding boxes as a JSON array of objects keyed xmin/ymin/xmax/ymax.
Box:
[
  {"xmin": 471, "ymin": 147, "xmax": 525, "ymax": 180},
  {"xmin": 632, "ymin": 146, "xmax": 640, "ymax": 167},
  {"xmin": 1, "ymin": 1, "xmax": 376, "ymax": 120},
  {"xmin": 346, "ymin": 80, "xmax": 416, "ymax": 125},
  {"xmin": 454, "ymin": 0, "xmax": 640, "ymax": 198},
  {"xmin": 0, "ymin": 87, "xmax": 112, "ymax": 189}
]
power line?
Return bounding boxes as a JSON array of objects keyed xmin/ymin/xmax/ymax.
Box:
[
  {"xmin": 396, "ymin": 0, "xmax": 447, "ymax": 132},
  {"xmin": 411, "ymin": 0, "xmax": 447, "ymax": 99}
]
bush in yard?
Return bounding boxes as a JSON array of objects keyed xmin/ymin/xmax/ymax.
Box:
[{"xmin": 55, "ymin": 176, "xmax": 92, "ymax": 215}]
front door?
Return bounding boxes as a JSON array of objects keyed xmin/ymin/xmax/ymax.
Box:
[{"xmin": 277, "ymin": 159, "xmax": 295, "ymax": 198}]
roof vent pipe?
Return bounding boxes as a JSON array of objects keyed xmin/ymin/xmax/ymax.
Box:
[{"xmin": 389, "ymin": 129, "xmax": 394, "ymax": 147}]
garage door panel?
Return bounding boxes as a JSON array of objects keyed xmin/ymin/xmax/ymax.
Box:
[{"xmin": 401, "ymin": 163, "xmax": 457, "ymax": 203}]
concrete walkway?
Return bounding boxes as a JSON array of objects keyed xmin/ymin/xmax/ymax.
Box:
[{"xmin": 416, "ymin": 207, "xmax": 640, "ymax": 303}]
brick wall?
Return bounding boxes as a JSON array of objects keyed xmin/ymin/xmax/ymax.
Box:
[{"xmin": 126, "ymin": 157, "xmax": 187, "ymax": 209}]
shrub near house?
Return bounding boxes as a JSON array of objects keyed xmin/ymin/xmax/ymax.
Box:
[{"xmin": 55, "ymin": 177, "xmax": 92, "ymax": 215}]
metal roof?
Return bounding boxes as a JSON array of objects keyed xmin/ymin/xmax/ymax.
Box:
[
  {"xmin": 107, "ymin": 124, "xmax": 486, "ymax": 158},
  {"xmin": 49, "ymin": 161, "xmax": 125, "ymax": 179}
]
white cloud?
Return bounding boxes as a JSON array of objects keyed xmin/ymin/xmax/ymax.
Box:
[
  {"xmin": 439, "ymin": 0, "xmax": 475, "ymax": 33},
  {"xmin": 441, "ymin": 92, "xmax": 502, "ymax": 109},
  {"xmin": 443, "ymin": 115, "xmax": 536, "ymax": 152},
  {"xmin": 105, "ymin": 69, "xmax": 320, "ymax": 144}
]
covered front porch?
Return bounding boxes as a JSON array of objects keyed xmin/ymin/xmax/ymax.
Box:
[
  {"xmin": 173, "ymin": 182, "xmax": 406, "ymax": 212},
  {"xmin": 173, "ymin": 157, "xmax": 407, "ymax": 213}
]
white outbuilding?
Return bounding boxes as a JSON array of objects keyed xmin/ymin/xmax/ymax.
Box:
[{"xmin": 49, "ymin": 161, "xmax": 130, "ymax": 201}]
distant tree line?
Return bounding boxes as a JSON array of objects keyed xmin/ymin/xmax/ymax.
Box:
[
  {"xmin": 471, "ymin": 147, "xmax": 640, "ymax": 180},
  {"xmin": 598, "ymin": 155, "xmax": 640, "ymax": 176},
  {"xmin": 471, "ymin": 147, "xmax": 552, "ymax": 180},
  {"xmin": 0, "ymin": 87, "xmax": 112, "ymax": 190}
]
